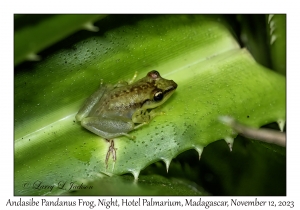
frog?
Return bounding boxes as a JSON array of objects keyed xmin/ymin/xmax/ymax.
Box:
[{"xmin": 75, "ymin": 70, "xmax": 178, "ymax": 168}]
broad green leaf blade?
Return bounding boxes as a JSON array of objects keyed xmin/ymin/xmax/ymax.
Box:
[
  {"xmin": 14, "ymin": 14, "xmax": 107, "ymax": 66},
  {"xmin": 14, "ymin": 15, "xmax": 239, "ymax": 140},
  {"xmin": 105, "ymin": 48, "xmax": 285, "ymax": 176},
  {"xmin": 14, "ymin": 15, "xmax": 285, "ymax": 195}
]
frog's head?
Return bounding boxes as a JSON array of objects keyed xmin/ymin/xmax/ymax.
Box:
[{"xmin": 142, "ymin": 70, "xmax": 177, "ymax": 109}]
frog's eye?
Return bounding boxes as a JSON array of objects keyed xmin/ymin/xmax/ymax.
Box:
[
  {"xmin": 148, "ymin": 70, "xmax": 160, "ymax": 79},
  {"xmin": 154, "ymin": 91, "xmax": 163, "ymax": 101}
]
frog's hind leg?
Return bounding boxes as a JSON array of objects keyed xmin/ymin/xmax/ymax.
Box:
[
  {"xmin": 81, "ymin": 117, "xmax": 135, "ymax": 139},
  {"xmin": 75, "ymin": 85, "xmax": 108, "ymax": 121},
  {"xmin": 105, "ymin": 139, "xmax": 117, "ymax": 169}
]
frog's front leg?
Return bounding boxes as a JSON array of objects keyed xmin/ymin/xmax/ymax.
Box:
[{"xmin": 132, "ymin": 108, "xmax": 164, "ymax": 130}]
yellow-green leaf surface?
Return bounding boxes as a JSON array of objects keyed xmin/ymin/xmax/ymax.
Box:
[{"xmin": 14, "ymin": 15, "xmax": 285, "ymax": 195}]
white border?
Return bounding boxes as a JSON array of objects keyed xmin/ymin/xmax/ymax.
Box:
[{"xmin": 2, "ymin": 0, "xmax": 298, "ymax": 209}]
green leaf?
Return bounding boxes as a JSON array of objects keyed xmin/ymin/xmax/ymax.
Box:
[
  {"xmin": 267, "ymin": 14, "xmax": 286, "ymax": 75},
  {"xmin": 237, "ymin": 14, "xmax": 271, "ymax": 68},
  {"xmin": 14, "ymin": 14, "xmax": 285, "ymax": 195},
  {"xmin": 199, "ymin": 136, "xmax": 286, "ymax": 195},
  {"xmin": 14, "ymin": 14, "xmax": 107, "ymax": 66}
]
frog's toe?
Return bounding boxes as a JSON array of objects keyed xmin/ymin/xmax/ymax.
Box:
[
  {"xmin": 121, "ymin": 133, "xmax": 136, "ymax": 140},
  {"xmin": 105, "ymin": 140, "xmax": 117, "ymax": 169}
]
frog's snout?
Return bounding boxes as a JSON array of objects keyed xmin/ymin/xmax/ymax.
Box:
[
  {"xmin": 170, "ymin": 80, "xmax": 178, "ymax": 91},
  {"xmin": 173, "ymin": 80, "xmax": 178, "ymax": 89}
]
